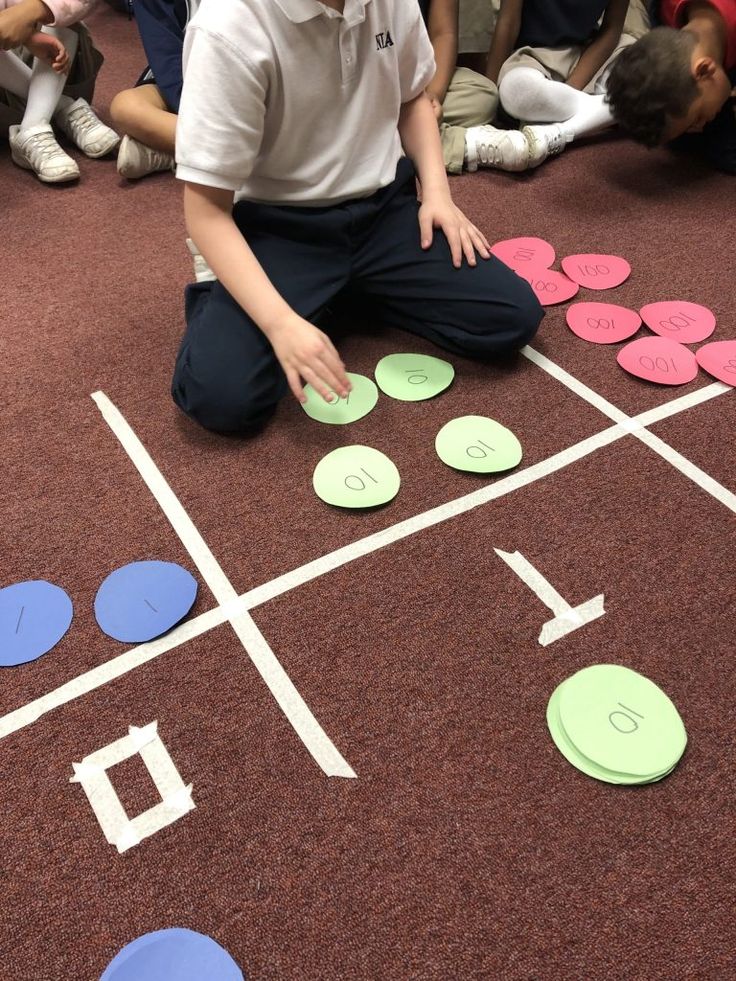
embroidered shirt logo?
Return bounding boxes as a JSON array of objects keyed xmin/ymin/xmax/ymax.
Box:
[{"xmin": 375, "ymin": 30, "xmax": 394, "ymax": 50}]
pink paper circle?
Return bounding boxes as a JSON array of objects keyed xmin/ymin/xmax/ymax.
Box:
[
  {"xmin": 617, "ymin": 336, "xmax": 698, "ymax": 386},
  {"xmin": 640, "ymin": 301, "xmax": 716, "ymax": 344},
  {"xmin": 491, "ymin": 237, "xmax": 556, "ymax": 271},
  {"xmin": 561, "ymin": 254, "xmax": 631, "ymax": 290},
  {"xmin": 566, "ymin": 302, "xmax": 641, "ymax": 345},
  {"xmin": 695, "ymin": 339, "xmax": 736, "ymax": 387},
  {"xmin": 515, "ymin": 266, "xmax": 579, "ymax": 306}
]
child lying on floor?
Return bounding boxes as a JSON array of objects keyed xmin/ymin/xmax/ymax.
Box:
[
  {"xmin": 606, "ymin": 0, "xmax": 736, "ymax": 173},
  {"xmin": 0, "ymin": 0, "xmax": 118, "ymax": 182}
]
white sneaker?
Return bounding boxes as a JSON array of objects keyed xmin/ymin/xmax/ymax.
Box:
[
  {"xmin": 464, "ymin": 125, "xmax": 531, "ymax": 173},
  {"xmin": 9, "ymin": 123, "xmax": 79, "ymax": 182},
  {"xmin": 117, "ymin": 134, "xmax": 175, "ymax": 180},
  {"xmin": 186, "ymin": 238, "xmax": 216, "ymax": 283},
  {"xmin": 54, "ymin": 98, "xmax": 120, "ymax": 158},
  {"xmin": 522, "ymin": 123, "xmax": 572, "ymax": 169}
]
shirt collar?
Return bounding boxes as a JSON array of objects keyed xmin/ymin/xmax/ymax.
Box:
[{"xmin": 272, "ymin": 0, "xmax": 370, "ymax": 24}]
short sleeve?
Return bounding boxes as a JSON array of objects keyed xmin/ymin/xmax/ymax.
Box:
[
  {"xmin": 175, "ymin": 26, "xmax": 268, "ymax": 191},
  {"xmin": 397, "ymin": 4, "xmax": 436, "ymax": 103}
]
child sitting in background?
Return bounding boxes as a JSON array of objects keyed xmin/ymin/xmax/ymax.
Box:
[
  {"xmin": 420, "ymin": 0, "xmax": 500, "ymax": 173},
  {"xmin": 606, "ymin": 0, "xmax": 736, "ymax": 173},
  {"xmin": 464, "ymin": 0, "xmax": 649, "ymax": 172},
  {"xmin": 110, "ymin": 0, "xmax": 198, "ymax": 180},
  {"xmin": 0, "ymin": 0, "xmax": 118, "ymax": 182}
]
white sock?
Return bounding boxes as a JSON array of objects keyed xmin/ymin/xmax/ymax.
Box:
[
  {"xmin": 21, "ymin": 26, "xmax": 78, "ymax": 131},
  {"xmin": 499, "ymin": 67, "xmax": 614, "ymax": 141},
  {"xmin": 0, "ymin": 49, "xmax": 33, "ymax": 101}
]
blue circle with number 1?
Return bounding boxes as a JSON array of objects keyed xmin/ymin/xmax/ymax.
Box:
[
  {"xmin": 0, "ymin": 580, "xmax": 73, "ymax": 667},
  {"xmin": 100, "ymin": 928, "xmax": 244, "ymax": 981},
  {"xmin": 94, "ymin": 561, "xmax": 198, "ymax": 644}
]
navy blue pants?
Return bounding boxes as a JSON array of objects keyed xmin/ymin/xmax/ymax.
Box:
[{"xmin": 172, "ymin": 160, "xmax": 544, "ymax": 434}]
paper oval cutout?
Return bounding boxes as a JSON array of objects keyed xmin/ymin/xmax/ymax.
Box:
[
  {"xmin": 515, "ymin": 266, "xmax": 579, "ymax": 306},
  {"xmin": 556, "ymin": 665, "xmax": 687, "ymax": 780},
  {"xmin": 695, "ymin": 339, "xmax": 736, "ymax": 386},
  {"xmin": 566, "ymin": 302, "xmax": 641, "ymax": 344},
  {"xmin": 374, "ymin": 353, "xmax": 454, "ymax": 402},
  {"xmin": 561, "ymin": 253, "xmax": 631, "ymax": 290},
  {"xmin": 0, "ymin": 580, "xmax": 73, "ymax": 667},
  {"xmin": 313, "ymin": 445, "xmax": 400, "ymax": 508},
  {"xmin": 302, "ymin": 372, "xmax": 378, "ymax": 425},
  {"xmin": 640, "ymin": 301, "xmax": 716, "ymax": 344},
  {"xmin": 94, "ymin": 561, "xmax": 198, "ymax": 643},
  {"xmin": 101, "ymin": 928, "xmax": 244, "ymax": 981},
  {"xmin": 435, "ymin": 416, "xmax": 522, "ymax": 474},
  {"xmin": 617, "ymin": 336, "xmax": 698, "ymax": 386},
  {"xmin": 490, "ymin": 236, "xmax": 555, "ymax": 271}
]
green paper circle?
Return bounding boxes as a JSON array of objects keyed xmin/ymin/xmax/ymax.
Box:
[
  {"xmin": 313, "ymin": 445, "xmax": 400, "ymax": 508},
  {"xmin": 374, "ymin": 353, "xmax": 454, "ymax": 402},
  {"xmin": 302, "ymin": 372, "xmax": 379, "ymax": 425},
  {"xmin": 546, "ymin": 682, "xmax": 672, "ymax": 785},
  {"xmin": 435, "ymin": 416, "xmax": 523, "ymax": 474},
  {"xmin": 556, "ymin": 665, "xmax": 686, "ymax": 779}
]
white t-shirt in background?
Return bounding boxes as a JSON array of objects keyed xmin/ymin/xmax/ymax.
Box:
[{"xmin": 176, "ymin": 0, "xmax": 435, "ymax": 206}]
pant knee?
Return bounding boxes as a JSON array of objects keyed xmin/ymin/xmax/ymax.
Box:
[{"xmin": 171, "ymin": 365, "xmax": 280, "ymax": 435}]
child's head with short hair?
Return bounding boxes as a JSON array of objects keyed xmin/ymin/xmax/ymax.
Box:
[{"xmin": 606, "ymin": 27, "xmax": 732, "ymax": 146}]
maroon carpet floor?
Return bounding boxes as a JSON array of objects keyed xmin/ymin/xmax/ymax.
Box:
[{"xmin": 1, "ymin": 7, "xmax": 735, "ymax": 979}]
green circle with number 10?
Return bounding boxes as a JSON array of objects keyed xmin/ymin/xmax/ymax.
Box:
[
  {"xmin": 313, "ymin": 445, "xmax": 400, "ymax": 509},
  {"xmin": 435, "ymin": 415, "xmax": 523, "ymax": 474},
  {"xmin": 374, "ymin": 353, "xmax": 455, "ymax": 402},
  {"xmin": 301, "ymin": 372, "xmax": 379, "ymax": 425}
]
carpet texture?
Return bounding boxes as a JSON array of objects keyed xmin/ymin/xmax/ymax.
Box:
[{"xmin": 1, "ymin": 7, "xmax": 734, "ymax": 980}]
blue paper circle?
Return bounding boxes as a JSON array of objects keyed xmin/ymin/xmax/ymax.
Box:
[
  {"xmin": 100, "ymin": 928, "xmax": 244, "ymax": 981},
  {"xmin": 94, "ymin": 561, "xmax": 197, "ymax": 644},
  {"xmin": 0, "ymin": 580, "xmax": 73, "ymax": 667}
]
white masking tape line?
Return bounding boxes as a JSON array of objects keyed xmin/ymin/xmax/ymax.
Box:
[
  {"xmin": 92, "ymin": 391, "xmax": 236, "ymax": 605},
  {"xmin": 634, "ymin": 428, "xmax": 736, "ymax": 515},
  {"xmin": 634, "ymin": 382, "xmax": 732, "ymax": 429},
  {"xmin": 129, "ymin": 721, "xmax": 159, "ymax": 751},
  {"xmin": 0, "ymin": 605, "xmax": 226, "ymax": 742},
  {"xmin": 522, "ymin": 346, "xmax": 630, "ymax": 425},
  {"xmin": 92, "ymin": 391, "xmax": 355, "ymax": 780},
  {"xmin": 234, "ymin": 424, "xmax": 628, "ymax": 614},
  {"xmin": 230, "ymin": 611, "xmax": 357, "ymax": 779}
]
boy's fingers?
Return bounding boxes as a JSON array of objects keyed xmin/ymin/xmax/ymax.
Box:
[
  {"xmin": 470, "ymin": 226, "xmax": 490, "ymax": 258},
  {"xmin": 419, "ymin": 211, "xmax": 434, "ymax": 249},
  {"xmin": 301, "ymin": 366, "xmax": 336, "ymax": 405},
  {"xmin": 315, "ymin": 358, "xmax": 349, "ymax": 400},
  {"xmin": 447, "ymin": 226, "xmax": 462, "ymax": 268},
  {"xmin": 460, "ymin": 228, "xmax": 477, "ymax": 267},
  {"xmin": 285, "ymin": 368, "xmax": 306, "ymax": 404}
]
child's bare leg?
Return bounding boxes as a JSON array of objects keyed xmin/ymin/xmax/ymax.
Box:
[
  {"xmin": 111, "ymin": 83, "xmax": 176, "ymax": 179},
  {"xmin": 110, "ymin": 83, "xmax": 176, "ymax": 154}
]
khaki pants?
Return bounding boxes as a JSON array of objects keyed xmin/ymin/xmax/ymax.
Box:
[
  {"xmin": 0, "ymin": 24, "xmax": 103, "ymax": 134},
  {"xmin": 441, "ymin": 67, "xmax": 498, "ymax": 174}
]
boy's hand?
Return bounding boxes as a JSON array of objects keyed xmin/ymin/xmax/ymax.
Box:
[
  {"xmin": 0, "ymin": 0, "xmax": 50, "ymax": 49},
  {"xmin": 268, "ymin": 313, "xmax": 351, "ymax": 405},
  {"xmin": 26, "ymin": 30, "xmax": 68, "ymax": 72},
  {"xmin": 418, "ymin": 191, "xmax": 491, "ymax": 268}
]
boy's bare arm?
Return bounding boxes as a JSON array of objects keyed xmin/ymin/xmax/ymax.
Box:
[
  {"xmin": 426, "ymin": 0, "xmax": 459, "ymax": 104},
  {"xmin": 485, "ymin": 0, "xmax": 523, "ymax": 83},
  {"xmin": 184, "ymin": 183, "xmax": 350, "ymax": 405},
  {"xmin": 398, "ymin": 93, "xmax": 490, "ymax": 267},
  {"xmin": 0, "ymin": 0, "xmax": 52, "ymax": 48},
  {"xmin": 566, "ymin": 0, "xmax": 629, "ymax": 90}
]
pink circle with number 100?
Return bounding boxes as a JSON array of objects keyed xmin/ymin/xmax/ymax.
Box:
[
  {"xmin": 490, "ymin": 236, "xmax": 556, "ymax": 271},
  {"xmin": 640, "ymin": 301, "xmax": 716, "ymax": 344},
  {"xmin": 566, "ymin": 302, "xmax": 641, "ymax": 344},
  {"xmin": 617, "ymin": 336, "xmax": 698, "ymax": 386},
  {"xmin": 695, "ymin": 339, "xmax": 736, "ymax": 387},
  {"xmin": 515, "ymin": 265, "xmax": 579, "ymax": 306},
  {"xmin": 561, "ymin": 253, "xmax": 631, "ymax": 290}
]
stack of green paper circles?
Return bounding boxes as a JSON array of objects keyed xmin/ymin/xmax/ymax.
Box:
[{"xmin": 547, "ymin": 664, "xmax": 687, "ymax": 785}]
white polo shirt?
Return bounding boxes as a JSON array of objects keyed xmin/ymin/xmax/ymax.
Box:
[{"xmin": 176, "ymin": 0, "xmax": 435, "ymax": 205}]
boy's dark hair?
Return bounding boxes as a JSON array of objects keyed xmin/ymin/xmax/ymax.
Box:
[{"xmin": 606, "ymin": 28, "xmax": 698, "ymax": 146}]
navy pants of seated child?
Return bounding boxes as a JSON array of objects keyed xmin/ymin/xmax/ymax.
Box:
[{"xmin": 172, "ymin": 158, "xmax": 544, "ymax": 434}]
